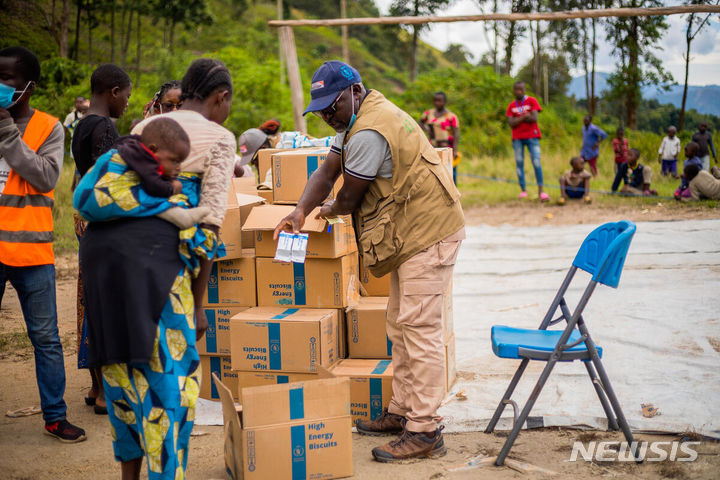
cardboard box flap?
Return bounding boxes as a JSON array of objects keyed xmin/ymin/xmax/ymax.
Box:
[
  {"xmin": 242, "ymin": 377, "xmax": 350, "ymax": 428},
  {"xmin": 236, "ymin": 192, "xmax": 266, "ymax": 207},
  {"xmin": 231, "ymin": 307, "xmax": 336, "ymax": 322},
  {"xmin": 227, "ymin": 176, "xmax": 259, "ymax": 207},
  {"xmin": 212, "ymin": 373, "xmax": 244, "ymax": 479},
  {"xmin": 349, "ymin": 297, "xmax": 389, "ymax": 311},
  {"xmin": 330, "ymin": 359, "xmax": 394, "ymax": 377},
  {"xmin": 272, "ymin": 148, "xmax": 330, "ymax": 158},
  {"xmin": 242, "ymin": 205, "xmax": 328, "ymax": 233}
]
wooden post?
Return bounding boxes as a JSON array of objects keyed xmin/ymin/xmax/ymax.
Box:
[
  {"xmin": 543, "ymin": 64, "xmax": 549, "ymax": 106},
  {"xmin": 279, "ymin": 26, "xmax": 307, "ymax": 134},
  {"xmin": 341, "ymin": 0, "xmax": 349, "ymax": 63},
  {"xmin": 278, "ymin": 0, "xmax": 285, "ymax": 86}
]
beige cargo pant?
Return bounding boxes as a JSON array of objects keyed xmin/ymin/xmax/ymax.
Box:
[{"xmin": 386, "ymin": 228, "xmax": 464, "ymax": 433}]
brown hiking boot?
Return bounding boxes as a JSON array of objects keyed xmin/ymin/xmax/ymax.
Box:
[
  {"xmin": 372, "ymin": 426, "xmax": 447, "ymax": 463},
  {"xmin": 356, "ymin": 409, "xmax": 404, "ymax": 436}
]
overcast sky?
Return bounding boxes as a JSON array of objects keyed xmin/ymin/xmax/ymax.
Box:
[{"xmin": 373, "ymin": 0, "xmax": 719, "ymax": 86}]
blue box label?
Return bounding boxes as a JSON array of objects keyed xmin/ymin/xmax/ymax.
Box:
[
  {"xmin": 268, "ymin": 322, "xmax": 281, "ymax": 370},
  {"xmin": 291, "ymin": 425, "xmax": 307, "ymax": 480}
]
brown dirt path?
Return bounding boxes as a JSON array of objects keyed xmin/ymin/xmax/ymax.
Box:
[{"xmin": 1, "ymin": 205, "xmax": 718, "ymax": 479}]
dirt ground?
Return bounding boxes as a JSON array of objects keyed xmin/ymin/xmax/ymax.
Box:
[{"xmin": 1, "ymin": 204, "xmax": 718, "ymax": 479}]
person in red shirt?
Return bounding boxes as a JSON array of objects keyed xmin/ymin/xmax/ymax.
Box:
[
  {"xmin": 612, "ymin": 126, "xmax": 629, "ymax": 172},
  {"xmin": 506, "ymin": 81, "xmax": 548, "ymax": 201}
]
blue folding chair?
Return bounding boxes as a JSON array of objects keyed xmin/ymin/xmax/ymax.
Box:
[{"xmin": 485, "ymin": 220, "xmax": 640, "ymax": 466}]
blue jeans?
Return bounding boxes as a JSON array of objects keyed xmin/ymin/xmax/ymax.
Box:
[
  {"xmin": 0, "ymin": 263, "xmax": 67, "ymax": 422},
  {"xmin": 512, "ymin": 138, "xmax": 543, "ymax": 190}
]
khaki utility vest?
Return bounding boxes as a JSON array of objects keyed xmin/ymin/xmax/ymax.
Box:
[{"xmin": 342, "ymin": 90, "xmax": 465, "ymax": 277}]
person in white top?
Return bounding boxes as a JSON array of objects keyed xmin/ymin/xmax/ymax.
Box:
[{"xmin": 658, "ymin": 126, "xmax": 681, "ymax": 178}]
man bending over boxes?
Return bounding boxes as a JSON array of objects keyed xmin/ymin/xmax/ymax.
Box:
[{"xmin": 274, "ymin": 61, "xmax": 465, "ymax": 463}]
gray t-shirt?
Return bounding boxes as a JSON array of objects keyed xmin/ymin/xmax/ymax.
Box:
[
  {"xmin": 0, "ymin": 116, "xmax": 64, "ymax": 196},
  {"xmin": 331, "ymin": 129, "xmax": 392, "ymax": 181}
]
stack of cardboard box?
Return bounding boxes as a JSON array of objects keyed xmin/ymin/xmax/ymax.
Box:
[
  {"xmin": 205, "ymin": 146, "xmax": 456, "ymax": 409},
  {"xmin": 199, "ymin": 178, "xmax": 264, "ymax": 401}
]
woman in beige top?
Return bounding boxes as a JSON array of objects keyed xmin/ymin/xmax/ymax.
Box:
[{"xmin": 101, "ymin": 58, "xmax": 235, "ymax": 480}]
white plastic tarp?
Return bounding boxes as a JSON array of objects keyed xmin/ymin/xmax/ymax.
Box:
[{"xmin": 440, "ymin": 219, "xmax": 720, "ymax": 438}]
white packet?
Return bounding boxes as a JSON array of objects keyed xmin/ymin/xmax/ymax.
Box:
[
  {"xmin": 291, "ymin": 233, "xmax": 309, "ymax": 263},
  {"xmin": 274, "ymin": 231, "xmax": 295, "ymax": 263}
]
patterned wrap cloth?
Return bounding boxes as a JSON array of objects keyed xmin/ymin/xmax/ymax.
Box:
[{"xmin": 73, "ymin": 148, "xmax": 225, "ymax": 479}]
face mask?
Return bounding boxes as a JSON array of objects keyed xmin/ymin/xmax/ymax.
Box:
[
  {"xmin": 346, "ymin": 88, "xmax": 357, "ymax": 132},
  {"xmin": 0, "ymin": 81, "xmax": 31, "ymax": 109}
]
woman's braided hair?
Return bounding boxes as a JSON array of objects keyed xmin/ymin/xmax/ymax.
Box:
[
  {"xmin": 153, "ymin": 80, "xmax": 181, "ymax": 105},
  {"xmin": 180, "ymin": 59, "xmax": 233, "ymax": 102}
]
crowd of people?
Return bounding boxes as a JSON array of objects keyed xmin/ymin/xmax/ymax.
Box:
[{"xmin": 501, "ymin": 80, "xmax": 720, "ymax": 203}]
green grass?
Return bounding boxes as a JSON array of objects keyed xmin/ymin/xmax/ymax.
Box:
[
  {"xmin": 53, "ymin": 162, "xmax": 78, "ymax": 255},
  {"xmin": 0, "ymin": 330, "xmax": 32, "ymax": 352},
  {"xmin": 457, "ymin": 142, "xmax": 720, "ymax": 209}
]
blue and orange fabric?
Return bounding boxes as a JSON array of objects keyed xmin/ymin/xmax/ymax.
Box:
[
  {"xmin": 0, "ymin": 109, "xmax": 58, "ymax": 266},
  {"xmin": 72, "ymin": 147, "xmax": 225, "ymax": 275}
]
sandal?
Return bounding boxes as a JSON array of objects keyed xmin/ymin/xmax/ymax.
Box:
[
  {"xmin": 6, "ymin": 406, "xmax": 42, "ymax": 418},
  {"xmin": 84, "ymin": 396, "xmax": 96, "ymax": 406}
]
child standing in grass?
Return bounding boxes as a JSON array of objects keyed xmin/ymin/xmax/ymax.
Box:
[
  {"xmin": 558, "ymin": 156, "xmax": 592, "ymax": 205},
  {"xmin": 658, "ymin": 126, "xmax": 681, "ymax": 178},
  {"xmin": 612, "ymin": 127, "xmax": 628, "ymax": 173}
]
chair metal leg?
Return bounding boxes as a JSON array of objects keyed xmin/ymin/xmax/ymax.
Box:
[
  {"xmin": 584, "ymin": 361, "xmax": 619, "ymax": 431},
  {"xmin": 577, "ymin": 319, "xmax": 641, "ymax": 463},
  {"xmin": 590, "ymin": 355, "xmax": 641, "ymax": 462},
  {"xmin": 485, "ymin": 358, "xmax": 529, "ymax": 433},
  {"xmin": 495, "ymin": 359, "xmax": 558, "ymax": 466}
]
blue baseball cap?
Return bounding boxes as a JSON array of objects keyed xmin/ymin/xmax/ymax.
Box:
[{"xmin": 303, "ymin": 61, "xmax": 362, "ymax": 116}]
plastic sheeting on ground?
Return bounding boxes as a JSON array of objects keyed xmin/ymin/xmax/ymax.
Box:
[{"xmin": 440, "ymin": 219, "xmax": 720, "ymax": 438}]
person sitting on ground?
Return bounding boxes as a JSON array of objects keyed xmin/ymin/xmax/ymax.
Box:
[
  {"xmin": 558, "ymin": 156, "xmax": 592, "ymax": 205},
  {"xmin": 74, "ymin": 117, "xmax": 210, "ymax": 230},
  {"xmin": 611, "ymin": 147, "xmax": 657, "ymax": 196},
  {"xmin": 674, "ymin": 141, "xmax": 704, "ymax": 198},
  {"xmin": 612, "ymin": 126, "xmax": 628, "ymax": 173},
  {"xmin": 658, "ymin": 126, "xmax": 681, "ymax": 177},
  {"xmin": 580, "ymin": 115, "xmax": 607, "ymax": 177},
  {"xmin": 678, "ymin": 164, "xmax": 720, "ymax": 201}
]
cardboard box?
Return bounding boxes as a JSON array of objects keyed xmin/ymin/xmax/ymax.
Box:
[
  {"xmin": 203, "ymin": 250, "xmax": 257, "ymax": 307},
  {"xmin": 436, "ymin": 147, "xmax": 454, "ymax": 177},
  {"xmin": 220, "ymin": 179, "xmax": 265, "ymax": 258},
  {"xmin": 230, "ymin": 307, "xmax": 340, "ymax": 373},
  {"xmin": 337, "ymin": 308, "xmax": 348, "ymax": 360},
  {"xmin": 214, "ymin": 374, "xmax": 353, "ymax": 480},
  {"xmin": 445, "ymin": 334, "xmax": 457, "ymax": 392},
  {"xmin": 271, "ymin": 149, "xmax": 343, "ymax": 204},
  {"xmin": 330, "ymin": 359, "xmax": 393, "ymax": 424},
  {"xmin": 197, "ymin": 306, "xmax": 249, "ymax": 355},
  {"xmin": 359, "ymin": 255, "xmax": 390, "ymax": 297},
  {"xmin": 200, "ymin": 355, "xmax": 238, "ymax": 401},
  {"xmin": 256, "ymin": 188, "xmax": 273, "ymax": 203},
  {"xmin": 255, "ymin": 255, "xmax": 359, "ymax": 308},
  {"xmin": 243, "ymin": 204, "xmax": 357, "ymax": 259},
  {"xmin": 256, "ymin": 148, "xmax": 294, "ymax": 185},
  {"xmin": 347, "ymin": 297, "xmax": 391, "ymax": 359},
  {"xmin": 236, "ymin": 370, "xmax": 333, "ymax": 404}
]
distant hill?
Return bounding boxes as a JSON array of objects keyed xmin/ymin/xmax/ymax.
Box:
[{"xmin": 568, "ymin": 73, "xmax": 720, "ymax": 116}]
